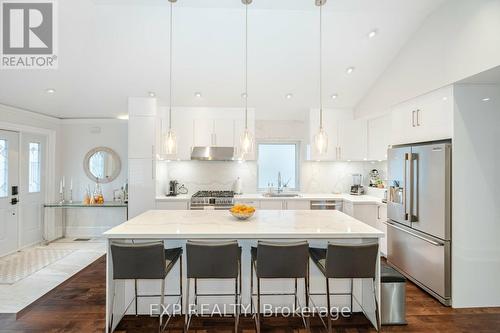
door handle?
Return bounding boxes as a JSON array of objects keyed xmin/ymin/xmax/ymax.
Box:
[
  {"xmin": 412, "ymin": 110, "xmax": 416, "ymax": 127},
  {"xmin": 384, "ymin": 221, "xmax": 444, "ymax": 246},
  {"xmin": 11, "ymin": 197, "xmax": 19, "ymax": 205},
  {"xmin": 416, "ymin": 109, "xmax": 421, "ymax": 126}
]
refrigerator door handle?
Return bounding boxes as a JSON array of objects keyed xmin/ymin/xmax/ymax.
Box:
[
  {"xmin": 412, "ymin": 153, "xmax": 419, "ymax": 222},
  {"xmin": 385, "ymin": 221, "xmax": 444, "ymax": 246},
  {"xmin": 404, "ymin": 153, "xmax": 410, "ymax": 221}
]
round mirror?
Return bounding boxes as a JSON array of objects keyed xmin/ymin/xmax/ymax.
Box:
[{"xmin": 83, "ymin": 147, "xmax": 121, "ymax": 183}]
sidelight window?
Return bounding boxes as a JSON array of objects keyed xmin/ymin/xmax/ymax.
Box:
[
  {"xmin": 0, "ymin": 140, "xmax": 7, "ymax": 197},
  {"xmin": 28, "ymin": 142, "xmax": 41, "ymax": 193}
]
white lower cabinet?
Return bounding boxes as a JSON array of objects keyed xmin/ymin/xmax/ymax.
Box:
[
  {"xmin": 285, "ymin": 200, "xmax": 311, "ymax": 210},
  {"xmin": 156, "ymin": 201, "xmax": 190, "ymax": 210},
  {"xmin": 342, "ymin": 202, "xmax": 387, "ymax": 257},
  {"xmin": 259, "ymin": 200, "xmax": 286, "ymax": 210},
  {"xmin": 234, "ymin": 199, "xmax": 261, "ymax": 208}
]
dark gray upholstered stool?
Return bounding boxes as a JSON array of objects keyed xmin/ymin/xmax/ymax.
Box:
[
  {"xmin": 251, "ymin": 240, "xmax": 310, "ymax": 333},
  {"xmin": 110, "ymin": 241, "xmax": 183, "ymax": 333},
  {"xmin": 309, "ymin": 241, "xmax": 380, "ymax": 332},
  {"xmin": 185, "ymin": 240, "xmax": 242, "ymax": 332}
]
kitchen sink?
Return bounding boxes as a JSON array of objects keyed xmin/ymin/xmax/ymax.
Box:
[{"xmin": 261, "ymin": 193, "xmax": 301, "ymax": 198}]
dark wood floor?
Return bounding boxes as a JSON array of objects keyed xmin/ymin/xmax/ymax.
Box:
[{"xmin": 1, "ymin": 256, "xmax": 499, "ymax": 332}]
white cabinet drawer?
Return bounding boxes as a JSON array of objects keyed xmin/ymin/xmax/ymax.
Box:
[{"xmin": 156, "ymin": 201, "xmax": 189, "ymax": 210}]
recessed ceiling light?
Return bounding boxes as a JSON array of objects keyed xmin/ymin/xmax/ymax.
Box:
[
  {"xmin": 346, "ymin": 67, "xmax": 355, "ymax": 74},
  {"xmin": 45, "ymin": 88, "xmax": 56, "ymax": 94},
  {"xmin": 241, "ymin": 93, "xmax": 248, "ymax": 99},
  {"xmin": 117, "ymin": 114, "xmax": 129, "ymax": 120},
  {"xmin": 194, "ymin": 92, "xmax": 202, "ymax": 98},
  {"xmin": 442, "ymin": 97, "xmax": 448, "ymax": 101},
  {"xmin": 285, "ymin": 93, "xmax": 293, "ymax": 100},
  {"xmin": 368, "ymin": 29, "xmax": 378, "ymax": 39},
  {"xmin": 482, "ymin": 97, "xmax": 491, "ymax": 102},
  {"xmin": 331, "ymin": 94, "xmax": 338, "ymax": 100},
  {"xmin": 148, "ymin": 91, "xmax": 156, "ymax": 97}
]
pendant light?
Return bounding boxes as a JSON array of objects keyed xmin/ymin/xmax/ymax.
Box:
[
  {"xmin": 313, "ymin": 0, "xmax": 328, "ymax": 155},
  {"xmin": 240, "ymin": 0, "xmax": 254, "ymax": 157},
  {"xmin": 163, "ymin": 0, "xmax": 178, "ymax": 156}
]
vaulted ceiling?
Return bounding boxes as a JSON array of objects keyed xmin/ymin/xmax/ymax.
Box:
[{"xmin": 0, "ymin": 0, "xmax": 446, "ymax": 119}]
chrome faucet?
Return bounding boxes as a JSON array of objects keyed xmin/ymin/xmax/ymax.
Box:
[{"xmin": 277, "ymin": 172, "xmax": 283, "ymax": 193}]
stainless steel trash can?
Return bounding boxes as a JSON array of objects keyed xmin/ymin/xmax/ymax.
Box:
[{"xmin": 381, "ymin": 264, "xmax": 407, "ymax": 325}]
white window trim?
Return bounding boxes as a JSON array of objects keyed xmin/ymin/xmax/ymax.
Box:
[{"xmin": 256, "ymin": 140, "xmax": 301, "ymax": 192}]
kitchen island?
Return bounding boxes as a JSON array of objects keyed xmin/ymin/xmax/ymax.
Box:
[{"xmin": 104, "ymin": 210, "xmax": 384, "ymax": 332}]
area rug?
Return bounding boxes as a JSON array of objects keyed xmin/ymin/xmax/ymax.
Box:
[{"xmin": 0, "ymin": 247, "xmax": 75, "ymax": 284}]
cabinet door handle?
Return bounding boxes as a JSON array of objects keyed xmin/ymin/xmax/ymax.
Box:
[
  {"xmin": 412, "ymin": 110, "xmax": 416, "ymax": 127},
  {"xmin": 416, "ymin": 109, "xmax": 421, "ymax": 126},
  {"xmin": 377, "ymin": 205, "xmax": 381, "ymax": 220}
]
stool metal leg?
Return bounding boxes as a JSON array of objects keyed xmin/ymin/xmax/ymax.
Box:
[
  {"xmin": 179, "ymin": 254, "xmax": 183, "ymax": 314},
  {"xmin": 326, "ymin": 278, "xmax": 332, "ymax": 333},
  {"xmin": 256, "ymin": 277, "xmax": 261, "ymax": 333},
  {"xmin": 234, "ymin": 277, "xmax": 238, "ymax": 333},
  {"xmin": 134, "ymin": 279, "xmax": 138, "ymax": 316},
  {"xmin": 159, "ymin": 278, "xmax": 165, "ymax": 332},
  {"xmin": 109, "ymin": 282, "xmax": 116, "ymax": 333},
  {"xmin": 294, "ymin": 278, "xmax": 298, "ymax": 309},
  {"xmin": 184, "ymin": 278, "xmax": 190, "ymax": 332},
  {"xmin": 373, "ymin": 278, "xmax": 381, "ymax": 332},
  {"xmin": 350, "ymin": 278, "xmax": 354, "ymax": 314}
]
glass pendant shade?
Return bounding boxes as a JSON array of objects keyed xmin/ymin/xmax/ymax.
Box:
[
  {"xmin": 314, "ymin": 127, "xmax": 328, "ymax": 154},
  {"xmin": 163, "ymin": 129, "xmax": 177, "ymax": 155},
  {"xmin": 240, "ymin": 128, "xmax": 254, "ymax": 156}
]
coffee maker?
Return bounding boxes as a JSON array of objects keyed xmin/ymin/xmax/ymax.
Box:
[
  {"xmin": 350, "ymin": 173, "xmax": 365, "ymax": 196},
  {"xmin": 168, "ymin": 180, "xmax": 179, "ymax": 196}
]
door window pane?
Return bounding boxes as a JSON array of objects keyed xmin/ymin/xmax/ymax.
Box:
[
  {"xmin": 0, "ymin": 140, "xmax": 7, "ymax": 197},
  {"xmin": 29, "ymin": 142, "xmax": 41, "ymax": 193},
  {"xmin": 258, "ymin": 143, "xmax": 298, "ymax": 190}
]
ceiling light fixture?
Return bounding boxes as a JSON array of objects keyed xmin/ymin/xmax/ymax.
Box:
[
  {"xmin": 148, "ymin": 91, "xmax": 156, "ymax": 97},
  {"xmin": 368, "ymin": 29, "xmax": 378, "ymax": 38},
  {"xmin": 482, "ymin": 97, "xmax": 491, "ymax": 102},
  {"xmin": 241, "ymin": 92, "xmax": 248, "ymax": 99},
  {"xmin": 162, "ymin": 0, "xmax": 178, "ymax": 157},
  {"xmin": 240, "ymin": 0, "xmax": 254, "ymax": 157},
  {"xmin": 331, "ymin": 93, "xmax": 338, "ymax": 100},
  {"xmin": 313, "ymin": 0, "xmax": 328, "ymax": 155},
  {"xmin": 117, "ymin": 114, "xmax": 129, "ymax": 120},
  {"xmin": 194, "ymin": 92, "xmax": 202, "ymax": 98},
  {"xmin": 45, "ymin": 88, "xmax": 56, "ymax": 94},
  {"xmin": 285, "ymin": 93, "xmax": 293, "ymax": 100},
  {"xmin": 346, "ymin": 67, "xmax": 355, "ymax": 74}
]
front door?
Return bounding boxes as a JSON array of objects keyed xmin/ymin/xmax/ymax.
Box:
[{"xmin": 0, "ymin": 130, "xmax": 20, "ymax": 257}]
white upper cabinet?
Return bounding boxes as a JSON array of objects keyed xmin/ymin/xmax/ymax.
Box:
[
  {"xmin": 193, "ymin": 119, "xmax": 214, "ymax": 147},
  {"xmin": 128, "ymin": 98, "xmax": 157, "ymax": 159},
  {"xmin": 391, "ymin": 86, "xmax": 453, "ymax": 145},
  {"xmin": 308, "ymin": 109, "xmax": 368, "ymax": 161},
  {"xmin": 367, "ymin": 114, "xmax": 391, "ymax": 161},
  {"xmin": 213, "ymin": 118, "xmax": 235, "ymax": 147},
  {"xmin": 338, "ymin": 112, "xmax": 368, "ymax": 161},
  {"xmin": 308, "ymin": 109, "xmax": 340, "ymax": 161}
]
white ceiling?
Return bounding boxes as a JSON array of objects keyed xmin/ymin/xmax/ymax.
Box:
[{"xmin": 0, "ymin": 0, "xmax": 446, "ymax": 120}]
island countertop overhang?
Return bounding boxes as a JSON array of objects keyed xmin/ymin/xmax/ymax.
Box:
[{"xmin": 103, "ymin": 210, "xmax": 384, "ymax": 239}]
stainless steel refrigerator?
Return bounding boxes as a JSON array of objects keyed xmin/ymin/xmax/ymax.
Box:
[{"xmin": 386, "ymin": 141, "xmax": 452, "ymax": 306}]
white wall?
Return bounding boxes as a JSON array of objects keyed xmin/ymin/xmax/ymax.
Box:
[
  {"xmin": 452, "ymin": 84, "xmax": 500, "ymax": 307},
  {"xmin": 356, "ymin": 0, "xmax": 500, "ymax": 119},
  {"xmin": 60, "ymin": 120, "xmax": 128, "ymax": 237}
]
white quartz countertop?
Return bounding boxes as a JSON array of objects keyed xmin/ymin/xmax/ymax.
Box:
[
  {"xmin": 103, "ymin": 209, "xmax": 384, "ymax": 239},
  {"xmin": 156, "ymin": 194, "xmax": 191, "ymax": 201},
  {"xmin": 235, "ymin": 193, "xmax": 385, "ymax": 205},
  {"xmin": 155, "ymin": 193, "xmax": 386, "ymax": 205}
]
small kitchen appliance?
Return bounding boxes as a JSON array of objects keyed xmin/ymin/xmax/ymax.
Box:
[
  {"xmin": 168, "ymin": 180, "xmax": 188, "ymax": 197},
  {"xmin": 350, "ymin": 173, "xmax": 365, "ymax": 196}
]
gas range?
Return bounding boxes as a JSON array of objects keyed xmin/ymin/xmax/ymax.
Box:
[{"xmin": 190, "ymin": 190, "xmax": 235, "ymax": 210}]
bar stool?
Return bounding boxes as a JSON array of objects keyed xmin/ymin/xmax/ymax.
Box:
[
  {"xmin": 185, "ymin": 240, "xmax": 241, "ymax": 332},
  {"xmin": 250, "ymin": 240, "xmax": 310, "ymax": 333},
  {"xmin": 309, "ymin": 241, "xmax": 380, "ymax": 332},
  {"xmin": 109, "ymin": 241, "xmax": 182, "ymax": 333}
]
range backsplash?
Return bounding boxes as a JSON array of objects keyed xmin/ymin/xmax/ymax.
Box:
[{"xmin": 157, "ymin": 160, "xmax": 387, "ymax": 196}]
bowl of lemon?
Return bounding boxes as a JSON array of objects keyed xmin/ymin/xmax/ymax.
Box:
[{"xmin": 230, "ymin": 204, "xmax": 256, "ymax": 221}]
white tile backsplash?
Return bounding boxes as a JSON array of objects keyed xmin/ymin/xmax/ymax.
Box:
[{"xmin": 157, "ymin": 160, "xmax": 387, "ymax": 195}]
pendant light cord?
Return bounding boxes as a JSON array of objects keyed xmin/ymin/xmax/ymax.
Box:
[
  {"xmin": 319, "ymin": 3, "xmax": 323, "ymax": 129},
  {"xmin": 169, "ymin": 1, "xmax": 173, "ymax": 130},
  {"xmin": 244, "ymin": 3, "xmax": 249, "ymax": 130}
]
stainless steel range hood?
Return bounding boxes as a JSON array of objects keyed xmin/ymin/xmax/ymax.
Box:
[{"xmin": 191, "ymin": 147, "xmax": 235, "ymax": 161}]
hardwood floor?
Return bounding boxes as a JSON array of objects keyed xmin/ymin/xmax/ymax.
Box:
[{"xmin": 0, "ymin": 256, "xmax": 499, "ymax": 332}]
